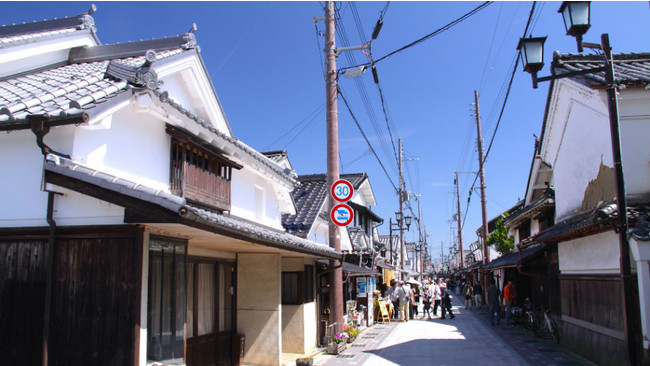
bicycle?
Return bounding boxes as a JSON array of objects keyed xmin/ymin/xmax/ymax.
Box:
[{"xmin": 536, "ymin": 306, "xmax": 560, "ymax": 344}]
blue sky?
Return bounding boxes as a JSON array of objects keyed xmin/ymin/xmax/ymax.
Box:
[{"xmin": 3, "ymin": 1, "xmax": 649, "ymax": 261}]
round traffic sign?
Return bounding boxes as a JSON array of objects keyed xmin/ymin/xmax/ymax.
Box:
[
  {"xmin": 331, "ymin": 204, "xmax": 354, "ymax": 227},
  {"xmin": 331, "ymin": 179, "xmax": 354, "ymax": 202}
]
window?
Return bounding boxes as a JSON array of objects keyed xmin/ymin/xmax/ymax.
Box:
[
  {"xmin": 282, "ymin": 267, "xmax": 314, "ymax": 305},
  {"xmin": 147, "ymin": 236, "xmax": 186, "ymax": 363},
  {"xmin": 167, "ymin": 126, "xmax": 241, "ymax": 211},
  {"xmin": 282, "ymin": 272, "xmax": 303, "ymax": 305},
  {"xmin": 254, "ymin": 186, "xmax": 265, "ymax": 221},
  {"xmin": 518, "ymin": 221, "xmax": 531, "ymax": 241}
]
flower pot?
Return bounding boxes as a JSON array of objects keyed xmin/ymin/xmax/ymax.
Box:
[
  {"xmin": 327, "ymin": 342, "xmax": 346, "ymax": 355},
  {"xmin": 296, "ymin": 357, "xmax": 313, "ymax": 366},
  {"xmin": 347, "ymin": 336, "xmax": 356, "ymax": 343}
]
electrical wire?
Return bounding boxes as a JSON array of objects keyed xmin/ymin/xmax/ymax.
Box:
[
  {"xmin": 460, "ymin": 1, "xmax": 538, "ymax": 230},
  {"xmin": 263, "ymin": 103, "xmax": 325, "ymax": 150},
  {"xmin": 348, "ymin": 1, "xmax": 494, "ymax": 69},
  {"xmin": 338, "ymin": 85, "xmax": 398, "ymax": 192}
]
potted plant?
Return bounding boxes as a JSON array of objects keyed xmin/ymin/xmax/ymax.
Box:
[
  {"xmin": 343, "ymin": 323, "xmax": 359, "ymax": 343},
  {"xmin": 296, "ymin": 357, "xmax": 313, "ymax": 366},
  {"xmin": 327, "ymin": 333, "xmax": 348, "ymax": 354}
]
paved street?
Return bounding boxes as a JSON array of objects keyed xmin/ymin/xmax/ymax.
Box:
[{"xmin": 311, "ymin": 295, "xmax": 595, "ymax": 366}]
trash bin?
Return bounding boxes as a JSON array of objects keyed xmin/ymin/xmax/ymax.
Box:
[{"xmin": 232, "ymin": 334, "xmax": 245, "ymax": 366}]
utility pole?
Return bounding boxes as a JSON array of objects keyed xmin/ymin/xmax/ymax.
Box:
[
  {"xmin": 474, "ymin": 90, "xmax": 490, "ymax": 294},
  {"xmin": 398, "ymin": 138, "xmax": 405, "ymax": 280},
  {"xmin": 418, "ymin": 198, "xmax": 424, "ymax": 280},
  {"xmin": 388, "ymin": 218, "xmax": 393, "ymax": 265},
  {"xmin": 324, "ymin": 0, "xmax": 343, "ymax": 330},
  {"xmin": 455, "ymin": 172, "xmax": 464, "ymax": 271}
]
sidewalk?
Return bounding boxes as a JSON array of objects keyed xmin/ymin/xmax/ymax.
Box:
[{"xmin": 305, "ymin": 295, "xmax": 595, "ymax": 366}]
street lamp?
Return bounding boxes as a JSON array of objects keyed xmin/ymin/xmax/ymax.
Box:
[
  {"xmin": 517, "ymin": 2, "xmax": 638, "ymax": 363},
  {"xmin": 558, "ymin": 1, "xmax": 591, "ymax": 52}
]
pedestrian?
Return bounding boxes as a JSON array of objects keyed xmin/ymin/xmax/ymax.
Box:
[
  {"xmin": 486, "ymin": 278, "xmax": 501, "ymax": 326},
  {"xmin": 387, "ymin": 279, "xmax": 399, "ymax": 320},
  {"xmin": 464, "ymin": 282, "xmax": 474, "ymax": 310},
  {"xmin": 410, "ymin": 282, "xmax": 419, "ymax": 319},
  {"xmin": 440, "ymin": 286, "xmax": 455, "ymax": 319},
  {"xmin": 422, "ymin": 284, "xmax": 432, "ymax": 319},
  {"xmin": 503, "ymin": 279, "xmax": 516, "ymax": 327},
  {"xmin": 473, "ymin": 281, "xmax": 483, "ymax": 310},
  {"xmin": 398, "ymin": 281, "xmax": 411, "ymax": 322},
  {"xmin": 432, "ymin": 280, "xmax": 442, "ymax": 317}
]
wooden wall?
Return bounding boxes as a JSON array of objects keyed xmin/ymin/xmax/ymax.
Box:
[
  {"xmin": 0, "ymin": 226, "xmax": 143, "ymax": 366},
  {"xmin": 560, "ymin": 274, "xmax": 641, "ymax": 366}
]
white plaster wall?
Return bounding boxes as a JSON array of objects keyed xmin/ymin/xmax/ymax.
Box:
[
  {"xmin": 73, "ymin": 104, "xmax": 171, "ymax": 191},
  {"xmin": 238, "ymin": 253, "xmax": 281, "ymax": 366},
  {"xmin": 558, "ymin": 231, "xmax": 620, "ymax": 274},
  {"xmin": 553, "ymin": 95, "xmax": 612, "ymax": 220},
  {"xmin": 542, "ymin": 81, "xmax": 650, "ymax": 221},
  {"xmin": 0, "ymin": 32, "xmax": 96, "ymax": 78},
  {"xmin": 618, "ymin": 88, "xmax": 650, "ymax": 198},
  {"xmin": 281, "ymin": 258, "xmax": 317, "ymax": 354},
  {"xmin": 0, "ymin": 129, "xmax": 51, "ymax": 226},
  {"xmin": 230, "ymin": 168, "xmax": 284, "ymax": 230}
]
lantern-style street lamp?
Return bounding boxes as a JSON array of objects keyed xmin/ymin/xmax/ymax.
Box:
[
  {"xmin": 558, "ymin": 1, "xmax": 591, "ymax": 52},
  {"xmin": 516, "ymin": 2, "xmax": 638, "ymax": 364}
]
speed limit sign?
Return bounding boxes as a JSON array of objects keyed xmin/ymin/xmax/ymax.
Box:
[{"xmin": 331, "ymin": 179, "xmax": 354, "ymax": 202}]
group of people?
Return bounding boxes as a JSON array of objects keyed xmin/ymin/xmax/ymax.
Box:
[
  {"xmin": 381, "ymin": 277, "xmax": 517, "ymax": 326},
  {"xmin": 384, "ymin": 278, "xmax": 456, "ymax": 321}
]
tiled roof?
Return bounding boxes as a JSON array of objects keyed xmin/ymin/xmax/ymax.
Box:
[
  {"xmin": 0, "ymin": 48, "xmax": 184, "ymax": 124},
  {"xmin": 153, "ymin": 89, "xmax": 296, "ymax": 184},
  {"xmin": 484, "ymin": 243, "xmax": 546, "ymax": 269},
  {"xmin": 503, "ymin": 194, "xmax": 554, "ymax": 228},
  {"xmin": 552, "ymin": 52, "xmax": 650, "ymax": 87},
  {"xmin": 261, "ymin": 150, "xmax": 288, "ymax": 164},
  {"xmin": 282, "ymin": 173, "xmax": 368, "ymax": 237},
  {"xmin": 536, "ymin": 201, "xmax": 650, "ymax": 243},
  {"xmin": 0, "ymin": 6, "xmax": 97, "ymax": 49},
  {"xmin": 43, "ymin": 154, "xmax": 341, "ymax": 259}
]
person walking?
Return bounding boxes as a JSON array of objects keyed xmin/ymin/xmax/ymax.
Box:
[
  {"xmin": 473, "ymin": 281, "xmax": 483, "ymax": 310},
  {"xmin": 486, "ymin": 278, "xmax": 501, "ymax": 326},
  {"xmin": 410, "ymin": 283, "xmax": 419, "ymax": 319},
  {"xmin": 464, "ymin": 282, "xmax": 474, "ymax": 310},
  {"xmin": 440, "ymin": 285, "xmax": 455, "ymax": 319},
  {"xmin": 388, "ymin": 279, "xmax": 399, "ymax": 320},
  {"xmin": 398, "ymin": 281, "xmax": 411, "ymax": 322},
  {"xmin": 503, "ymin": 279, "xmax": 516, "ymax": 327},
  {"xmin": 422, "ymin": 284, "xmax": 432, "ymax": 319},
  {"xmin": 432, "ymin": 280, "xmax": 442, "ymax": 317}
]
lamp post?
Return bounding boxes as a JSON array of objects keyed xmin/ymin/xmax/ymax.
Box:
[
  {"xmin": 517, "ymin": 2, "xmax": 638, "ymax": 364},
  {"xmin": 390, "ymin": 212, "xmax": 411, "ymax": 279}
]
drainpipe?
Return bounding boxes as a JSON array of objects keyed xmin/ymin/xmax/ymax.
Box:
[{"xmin": 42, "ymin": 190, "xmax": 60, "ymax": 366}]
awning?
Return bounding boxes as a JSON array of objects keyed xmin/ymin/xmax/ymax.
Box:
[
  {"xmin": 317, "ymin": 260, "xmax": 380, "ymax": 276},
  {"xmin": 484, "ymin": 243, "xmax": 546, "ymax": 270}
]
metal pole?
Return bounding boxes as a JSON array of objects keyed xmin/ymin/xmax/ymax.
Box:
[
  {"xmin": 474, "ymin": 90, "xmax": 490, "ymax": 295},
  {"xmin": 601, "ymin": 33, "xmax": 638, "ymax": 365},
  {"xmin": 418, "ymin": 199, "xmax": 423, "ymax": 279},
  {"xmin": 398, "ymin": 139, "xmax": 405, "ymax": 280},
  {"xmin": 455, "ymin": 172, "xmax": 464, "ymax": 271},
  {"xmin": 325, "ymin": 0, "xmax": 343, "ymax": 329}
]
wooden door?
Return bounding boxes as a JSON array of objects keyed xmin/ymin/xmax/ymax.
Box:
[{"xmin": 186, "ymin": 260, "xmax": 236, "ymax": 366}]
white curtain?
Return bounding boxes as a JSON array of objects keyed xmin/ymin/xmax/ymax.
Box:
[{"xmin": 198, "ymin": 263, "xmax": 215, "ymax": 336}]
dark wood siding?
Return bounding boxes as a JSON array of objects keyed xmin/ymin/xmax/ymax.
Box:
[
  {"xmin": 0, "ymin": 239, "xmax": 47, "ymax": 366},
  {"xmin": 560, "ymin": 273, "xmax": 641, "ymax": 366},
  {"xmin": 0, "ymin": 226, "xmax": 143, "ymax": 366}
]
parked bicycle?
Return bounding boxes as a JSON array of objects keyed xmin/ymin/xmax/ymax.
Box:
[{"xmin": 514, "ymin": 298, "xmax": 559, "ymax": 344}]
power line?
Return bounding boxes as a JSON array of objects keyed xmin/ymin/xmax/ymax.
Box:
[
  {"xmin": 350, "ymin": 1, "xmax": 494, "ymax": 68},
  {"xmin": 461, "ymin": 1, "xmax": 538, "ymax": 230},
  {"xmin": 338, "ymin": 85, "xmax": 398, "ymax": 192}
]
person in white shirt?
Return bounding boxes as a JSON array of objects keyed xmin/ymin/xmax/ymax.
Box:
[
  {"xmin": 432, "ymin": 280, "xmax": 442, "ymax": 317},
  {"xmin": 398, "ymin": 281, "xmax": 411, "ymax": 321}
]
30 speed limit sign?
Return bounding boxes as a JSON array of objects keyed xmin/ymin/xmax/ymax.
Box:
[{"xmin": 331, "ymin": 179, "xmax": 354, "ymax": 202}]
